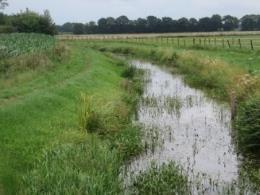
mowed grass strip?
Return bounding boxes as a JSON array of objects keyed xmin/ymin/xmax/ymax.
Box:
[{"xmin": 0, "ymin": 41, "xmax": 140, "ymax": 194}]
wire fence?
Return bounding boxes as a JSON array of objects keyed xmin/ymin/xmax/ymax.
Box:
[
  {"xmin": 124, "ymin": 37, "xmax": 260, "ymax": 50},
  {"xmin": 57, "ymin": 34, "xmax": 260, "ymax": 51}
]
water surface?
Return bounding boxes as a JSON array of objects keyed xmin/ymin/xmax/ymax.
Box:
[{"xmin": 124, "ymin": 60, "xmax": 252, "ymax": 194}]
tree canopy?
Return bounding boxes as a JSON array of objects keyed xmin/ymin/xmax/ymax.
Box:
[
  {"xmin": 56, "ymin": 14, "xmax": 260, "ymax": 35},
  {"xmin": 0, "ymin": 8, "xmax": 57, "ymax": 35}
]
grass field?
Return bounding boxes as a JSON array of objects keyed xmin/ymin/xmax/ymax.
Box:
[
  {"xmin": 57, "ymin": 31, "xmax": 260, "ymax": 50},
  {"xmin": 88, "ymin": 40, "xmax": 260, "ymax": 157},
  {"xmin": 0, "ymin": 37, "xmax": 144, "ymax": 194},
  {"xmin": 0, "ymin": 33, "xmax": 259, "ymax": 194},
  {"xmin": 90, "ymin": 40, "xmax": 260, "ymax": 190}
]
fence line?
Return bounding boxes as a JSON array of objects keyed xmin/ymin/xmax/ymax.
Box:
[{"xmin": 57, "ymin": 35, "xmax": 260, "ymax": 50}]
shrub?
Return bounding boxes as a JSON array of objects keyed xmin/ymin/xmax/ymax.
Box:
[
  {"xmin": 0, "ymin": 25, "xmax": 15, "ymax": 33},
  {"xmin": 51, "ymin": 43, "xmax": 70, "ymax": 62}
]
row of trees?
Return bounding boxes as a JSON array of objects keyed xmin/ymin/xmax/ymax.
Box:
[
  {"xmin": 0, "ymin": 1, "xmax": 57, "ymax": 35},
  {"xmin": 57, "ymin": 14, "xmax": 260, "ymax": 34}
]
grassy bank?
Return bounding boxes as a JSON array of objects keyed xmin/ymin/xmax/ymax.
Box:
[
  {"xmin": 88, "ymin": 41, "xmax": 260, "ymax": 159},
  {"xmin": 0, "ymin": 40, "xmax": 143, "ymax": 194}
]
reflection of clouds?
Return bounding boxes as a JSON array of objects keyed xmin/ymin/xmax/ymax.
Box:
[{"xmin": 124, "ymin": 60, "xmax": 246, "ymax": 194}]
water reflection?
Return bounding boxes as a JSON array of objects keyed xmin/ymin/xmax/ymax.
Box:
[{"xmin": 123, "ymin": 60, "xmax": 252, "ymax": 194}]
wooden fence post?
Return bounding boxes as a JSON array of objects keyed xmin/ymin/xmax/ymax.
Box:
[
  {"xmin": 222, "ymin": 39, "xmax": 225, "ymax": 48},
  {"xmin": 238, "ymin": 39, "xmax": 242, "ymax": 49},
  {"xmin": 193, "ymin": 38, "xmax": 195, "ymax": 46},
  {"xmin": 250, "ymin": 40, "xmax": 254, "ymax": 50},
  {"xmin": 227, "ymin": 40, "xmax": 231, "ymax": 48},
  {"xmin": 178, "ymin": 38, "xmax": 180, "ymax": 47},
  {"xmin": 214, "ymin": 38, "xmax": 216, "ymax": 47}
]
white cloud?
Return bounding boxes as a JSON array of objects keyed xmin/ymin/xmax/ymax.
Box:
[{"xmin": 4, "ymin": 0, "xmax": 260, "ymax": 24}]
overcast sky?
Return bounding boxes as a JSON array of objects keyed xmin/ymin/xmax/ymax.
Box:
[{"xmin": 4, "ymin": 0, "xmax": 260, "ymax": 25}]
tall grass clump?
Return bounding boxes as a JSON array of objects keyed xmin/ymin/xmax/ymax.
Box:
[
  {"xmin": 79, "ymin": 93, "xmax": 104, "ymax": 133},
  {"xmin": 236, "ymin": 95, "xmax": 260, "ymax": 157},
  {"xmin": 131, "ymin": 162, "xmax": 189, "ymax": 194}
]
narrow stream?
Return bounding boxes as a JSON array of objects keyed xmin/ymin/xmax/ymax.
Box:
[{"xmin": 123, "ymin": 60, "xmax": 253, "ymax": 194}]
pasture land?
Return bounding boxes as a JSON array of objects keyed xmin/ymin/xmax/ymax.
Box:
[
  {"xmin": 57, "ymin": 31, "xmax": 260, "ymax": 50},
  {"xmin": 0, "ymin": 33, "xmax": 259, "ymax": 194},
  {"xmin": 88, "ymin": 39, "xmax": 260, "ymax": 192},
  {"xmin": 88, "ymin": 40, "xmax": 260, "ymax": 156},
  {"xmin": 0, "ymin": 36, "xmax": 143, "ymax": 194}
]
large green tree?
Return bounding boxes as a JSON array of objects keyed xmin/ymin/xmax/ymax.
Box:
[
  {"xmin": 210, "ymin": 14, "xmax": 222, "ymax": 31},
  {"xmin": 161, "ymin": 17, "xmax": 174, "ymax": 32},
  {"xmin": 222, "ymin": 15, "xmax": 239, "ymax": 31},
  {"xmin": 241, "ymin": 15, "xmax": 260, "ymax": 31},
  {"xmin": 11, "ymin": 9, "xmax": 57, "ymax": 35},
  {"xmin": 177, "ymin": 17, "xmax": 189, "ymax": 32},
  {"xmin": 115, "ymin": 16, "xmax": 130, "ymax": 33},
  {"xmin": 73, "ymin": 23, "xmax": 85, "ymax": 34},
  {"xmin": 146, "ymin": 16, "xmax": 161, "ymax": 32},
  {"xmin": 58, "ymin": 14, "xmax": 260, "ymax": 34}
]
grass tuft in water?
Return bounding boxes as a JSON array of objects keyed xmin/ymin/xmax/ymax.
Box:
[{"xmin": 131, "ymin": 162, "xmax": 189, "ymax": 194}]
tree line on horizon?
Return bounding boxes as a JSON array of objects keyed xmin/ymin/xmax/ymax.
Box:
[
  {"xmin": 1, "ymin": 2, "xmax": 260, "ymax": 36},
  {"xmin": 58, "ymin": 14, "xmax": 260, "ymax": 35}
]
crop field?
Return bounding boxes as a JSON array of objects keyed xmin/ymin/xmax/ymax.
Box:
[
  {"xmin": 0, "ymin": 33, "xmax": 55, "ymax": 58},
  {"xmin": 0, "ymin": 33, "xmax": 260, "ymax": 194}
]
